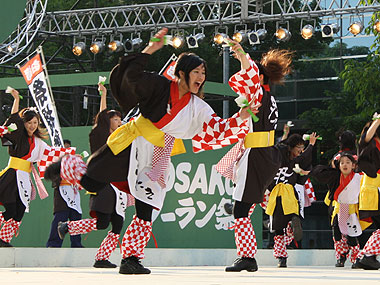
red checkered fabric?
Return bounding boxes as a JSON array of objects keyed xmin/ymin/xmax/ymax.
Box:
[
  {"xmin": 0, "ymin": 212, "xmax": 5, "ymax": 228},
  {"xmin": 121, "ymin": 215, "xmax": 152, "ymax": 259},
  {"xmin": 338, "ymin": 204, "xmax": 350, "ymax": 235},
  {"xmin": 38, "ymin": 146, "xmax": 76, "ymax": 178},
  {"xmin": 362, "ymin": 229, "xmax": 380, "ymax": 256},
  {"xmin": 260, "ymin": 189, "xmax": 271, "ymax": 210},
  {"xmin": 95, "ymin": 231, "xmax": 120, "ymax": 261},
  {"xmin": 146, "ymin": 134, "xmax": 175, "ymax": 188},
  {"xmin": 274, "ymin": 234, "xmax": 288, "ymax": 258},
  {"xmin": 349, "ymin": 244, "xmax": 360, "ymax": 263},
  {"xmin": 214, "ymin": 141, "xmax": 244, "ymax": 181},
  {"xmin": 0, "ymin": 126, "xmax": 10, "ymax": 137},
  {"xmin": 192, "ymin": 113, "xmax": 249, "ymax": 153},
  {"xmin": 0, "ymin": 219, "xmax": 20, "ymax": 243},
  {"xmin": 68, "ymin": 218, "xmax": 97, "ymax": 236},
  {"xmin": 334, "ymin": 236, "xmax": 349, "ymax": 260},
  {"xmin": 284, "ymin": 222, "xmax": 294, "ymax": 246},
  {"xmin": 304, "ymin": 178, "xmax": 316, "ymax": 203},
  {"xmin": 60, "ymin": 155, "xmax": 87, "ymax": 187},
  {"xmin": 248, "ymin": 204, "xmax": 256, "ymax": 218},
  {"xmin": 127, "ymin": 194, "xmax": 135, "ymax": 207},
  {"xmin": 234, "ymin": 217, "xmax": 257, "ymax": 258}
]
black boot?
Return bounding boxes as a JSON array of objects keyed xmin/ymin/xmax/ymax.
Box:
[
  {"xmin": 57, "ymin": 221, "xmax": 68, "ymax": 240},
  {"xmin": 225, "ymin": 257, "xmax": 258, "ymax": 272},
  {"xmin": 94, "ymin": 260, "xmax": 117, "ymax": 268},
  {"xmin": 0, "ymin": 239, "xmax": 13, "ymax": 247},
  {"xmin": 358, "ymin": 255, "xmax": 380, "ymax": 270},
  {"xmin": 224, "ymin": 203, "xmax": 233, "ymax": 215},
  {"xmin": 351, "ymin": 258, "xmax": 362, "ymax": 269},
  {"xmin": 119, "ymin": 256, "xmax": 151, "ymax": 274},
  {"xmin": 335, "ymin": 254, "xmax": 346, "ymax": 267},
  {"xmin": 277, "ymin": 257, "xmax": 287, "ymax": 268},
  {"xmin": 291, "ymin": 216, "xmax": 303, "ymax": 241}
]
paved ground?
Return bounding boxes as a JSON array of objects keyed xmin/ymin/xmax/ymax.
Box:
[{"xmin": 1, "ymin": 266, "xmax": 379, "ymax": 285}]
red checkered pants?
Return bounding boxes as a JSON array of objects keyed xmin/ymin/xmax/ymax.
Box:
[
  {"xmin": 68, "ymin": 218, "xmax": 97, "ymax": 235},
  {"xmin": 121, "ymin": 215, "xmax": 152, "ymax": 259},
  {"xmin": 0, "ymin": 219, "xmax": 21, "ymax": 243},
  {"xmin": 274, "ymin": 235, "xmax": 288, "ymax": 258},
  {"xmin": 95, "ymin": 231, "xmax": 120, "ymax": 261},
  {"xmin": 334, "ymin": 236, "xmax": 349, "ymax": 260},
  {"xmin": 234, "ymin": 217, "xmax": 257, "ymax": 258},
  {"xmin": 349, "ymin": 244, "xmax": 360, "ymax": 263},
  {"xmin": 284, "ymin": 223, "xmax": 294, "ymax": 246},
  {"xmin": 0, "ymin": 212, "xmax": 5, "ymax": 228},
  {"xmin": 362, "ymin": 229, "xmax": 380, "ymax": 256}
]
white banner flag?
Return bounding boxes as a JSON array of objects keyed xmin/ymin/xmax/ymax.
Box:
[{"xmin": 18, "ymin": 52, "xmax": 63, "ymax": 147}]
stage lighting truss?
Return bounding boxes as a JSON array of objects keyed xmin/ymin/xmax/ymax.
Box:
[
  {"xmin": 348, "ymin": 14, "xmax": 364, "ymax": 36},
  {"xmin": 248, "ymin": 23, "xmax": 267, "ymax": 45},
  {"xmin": 275, "ymin": 22, "xmax": 291, "ymax": 42},
  {"xmin": 213, "ymin": 26, "xmax": 229, "ymax": 45},
  {"xmin": 72, "ymin": 37, "xmax": 86, "ymax": 56},
  {"xmin": 300, "ymin": 19, "xmax": 315, "ymax": 40},
  {"xmin": 108, "ymin": 35, "xmax": 124, "ymax": 53},
  {"xmin": 321, "ymin": 23, "xmax": 340, "ymax": 37},
  {"xmin": 186, "ymin": 28, "xmax": 205, "ymax": 49},
  {"xmin": 374, "ymin": 19, "xmax": 380, "ymax": 33},
  {"xmin": 90, "ymin": 37, "xmax": 105, "ymax": 54},
  {"xmin": 124, "ymin": 33, "xmax": 143, "ymax": 52}
]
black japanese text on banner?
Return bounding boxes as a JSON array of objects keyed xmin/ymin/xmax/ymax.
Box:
[{"xmin": 18, "ymin": 53, "xmax": 63, "ymax": 147}]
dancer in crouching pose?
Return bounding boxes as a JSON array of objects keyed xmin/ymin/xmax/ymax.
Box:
[
  {"xmin": 215, "ymin": 42, "xmax": 294, "ymax": 272},
  {"xmin": 47, "ymin": 27, "xmax": 258, "ymax": 274}
]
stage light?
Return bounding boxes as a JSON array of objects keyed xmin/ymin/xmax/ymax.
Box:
[
  {"xmin": 172, "ymin": 35, "xmax": 184, "ymax": 49},
  {"xmin": 374, "ymin": 20, "xmax": 380, "ymax": 33},
  {"xmin": 90, "ymin": 41, "xmax": 105, "ymax": 54},
  {"xmin": 301, "ymin": 24, "xmax": 314, "ymax": 39},
  {"xmin": 7, "ymin": 44, "xmax": 17, "ymax": 53},
  {"xmin": 232, "ymin": 31, "xmax": 247, "ymax": 43},
  {"xmin": 214, "ymin": 33, "xmax": 228, "ymax": 45},
  {"xmin": 108, "ymin": 40, "xmax": 124, "ymax": 53},
  {"xmin": 321, "ymin": 23, "xmax": 339, "ymax": 37},
  {"xmin": 124, "ymin": 38, "xmax": 143, "ymax": 52},
  {"xmin": 72, "ymin": 41, "xmax": 86, "ymax": 56},
  {"xmin": 248, "ymin": 29, "xmax": 267, "ymax": 45},
  {"xmin": 275, "ymin": 27, "xmax": 291, "ymax": 42},
  {"xmin": 186, "ymin": 33, "xmax": 205, "ymax": 48},
  {"xmin": 349, "ymin": 21, "xmax": 364, "ymax": 36}
]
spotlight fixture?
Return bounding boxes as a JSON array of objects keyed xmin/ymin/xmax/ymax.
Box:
[
  {"xmin": 321, "ymin": 23, "xmax": 340, "ymax": 37},
  {"xmin": 374, "ymin": 20, "xmax": 380, "ymax": 33},
  {"xmin": 248, "ymin": 29, "xmax": 267, "ymax": 45},
  {"xmin": 275, "ymin": 27, "xmax": 291, "ymax": 42},
  {"xmin": 232, "ymin": 31, "xmax": 248, "ymax": 43},
  {"xmin": 171, "ymin": 35, "xmax": 184, "ymax": 49},
  {"xmin": 348, "ymin": 21, "xmax": 364, "ymax": 36},
  {"xmin": 108, "ymin": 40, "xmax": 124, "ymax": 53},
  {"xmin": 214, "ymin": 33, "xmax": 228, "ymax": 45},
  {"xmin": 72, "ymin": 41, "xmax": 86, "ymax": 56},
  {"xmin": 7, "ymin": 43, "xmax": 17, "ymax": 53},
  {"xmin": 186, "ymin": 32, "xmax": 205, "ymax": 48},
  {"xmin": 124, "ymin": 37, "xmax": 143, "ymax": 52},
  {"xmin": 90, "ymin": 41, "xmax": 105, "ymax": 54},
  {"xmin": 301, "ymin": 24, "xmax": 314, "ymax": 40}
]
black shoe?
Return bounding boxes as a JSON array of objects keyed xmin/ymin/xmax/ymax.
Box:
[
  {"xmin": 225, "ymin": 257, "xmax": 258, "ymax": 272},
  {"xmin": 335, "ymin": 255, "xmax": 346, "ymax": 267},
  {"xmin": 277, "ymin": 257, "xmax": 287, "ymax": 268},
  {"xmin": 119, "ymin": 256, "xmax": 151, "ymax": 274},
  {"xmin": 358, "ymin": 255, "xmax": 380, "ymax": 270},
  {"xmin": 0, "ymin": 239, "xmax": 13, "ymax": 247},
  {"xmin": 351, "ymin": 258, "xmax": 362, "ymax": 269},
  {"xmin": 57, "ymin": 221, "xmax": 68, "ymax": 240},
  {"xmin": 291, "ymin": 216, "xmax": 303, "ymax": 241},
  {"xmin": 94, "ymin": 260, "xmax": 117, "ymax": 268},
  {"xmin": 224, "ymin": 203, "xmax": 233, "ymax": 215}
]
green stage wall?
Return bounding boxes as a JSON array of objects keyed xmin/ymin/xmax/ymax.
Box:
[{"xmin": 0, "ymin": 126, "xmax": 262, "ymax": 248}]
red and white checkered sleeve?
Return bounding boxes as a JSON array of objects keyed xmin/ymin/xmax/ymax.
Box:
[
  {"xmin": 228, "ymin": 54, "xmax": 263, "ymax": 104},
  {"xmin": 38, "ymin": 146, "xmax": 77, "ymax": 178},
  {"xmin": 0, "ymin": 126, "xmax": 10, "ymax": 137},
  {"xmin": 305, "ymin": 178, "xmax": 316, "ymax": 202},
  {"xmin": 192, "ymin": 112, "xmax": 249, "ymax": 153}
]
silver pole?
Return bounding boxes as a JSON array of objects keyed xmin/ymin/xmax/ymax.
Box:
[{"xmin": 223, "ymin": 46, "xmax": 230, "ymax": 118}]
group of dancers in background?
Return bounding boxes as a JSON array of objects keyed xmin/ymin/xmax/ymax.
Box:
[{"xmin": 0, "ymin": 27, "xmax": 379, "ymax": 274}]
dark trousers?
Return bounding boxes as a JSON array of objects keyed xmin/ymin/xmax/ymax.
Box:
[{"xmin": 46, "ymin": 209, "xmax": 83, "ymax": 248}]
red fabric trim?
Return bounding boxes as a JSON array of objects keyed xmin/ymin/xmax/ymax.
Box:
[
  {"xmin": 111, "ymin": 181, "xmax": 130, "ymax": 194},
  {"xmin": 21, "ymin": 136, "xmax": 35, "ymax": 160},
  {"xmin": 153, "ymin": 81, "xmax": 191, "ymax": 129},
  {"xmin": 262, "ymin": 84, "xmax": 270, "ymax": 92},
  {"xmin": 334, "ymin": 171, "xmax": 355, "ymax": 201}
]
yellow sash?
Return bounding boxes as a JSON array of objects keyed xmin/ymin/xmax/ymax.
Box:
[
  {"xmin": 0, "ymin": 156, "xmax": 32, "ymax": 177},
  {"xmin": 107, "ymin": 115, "xmax": 186, "ymax": 156},
  {"xmin": 244, "ymin": 130, "xmax": 275, "ymax": 148},
  {"xmin": 359, "ymin": 174, "xmax": 380, "ymax": 211},
  {"xmin": 265, "ymin": 183, "xmax": 299, "ymax": 216}
]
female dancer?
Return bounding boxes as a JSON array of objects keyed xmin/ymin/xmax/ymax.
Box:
[
  {"xmin": 49, "ymin": 27, "xmax": 258, "ymax": 274},
  {"xmin": 49, "ymin": 83, "xmax": 131, "ymax": 268},
  {"xmin": 356, "ymin": 116, "xmax": 380, "ymax": 270},
  {"xmin": 215, "ymin": 43, "xmax": 294, "ymax": 272},
  {"xmin": 0, "ymin": 89, "xmax": 52, "ymax": 246}
]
